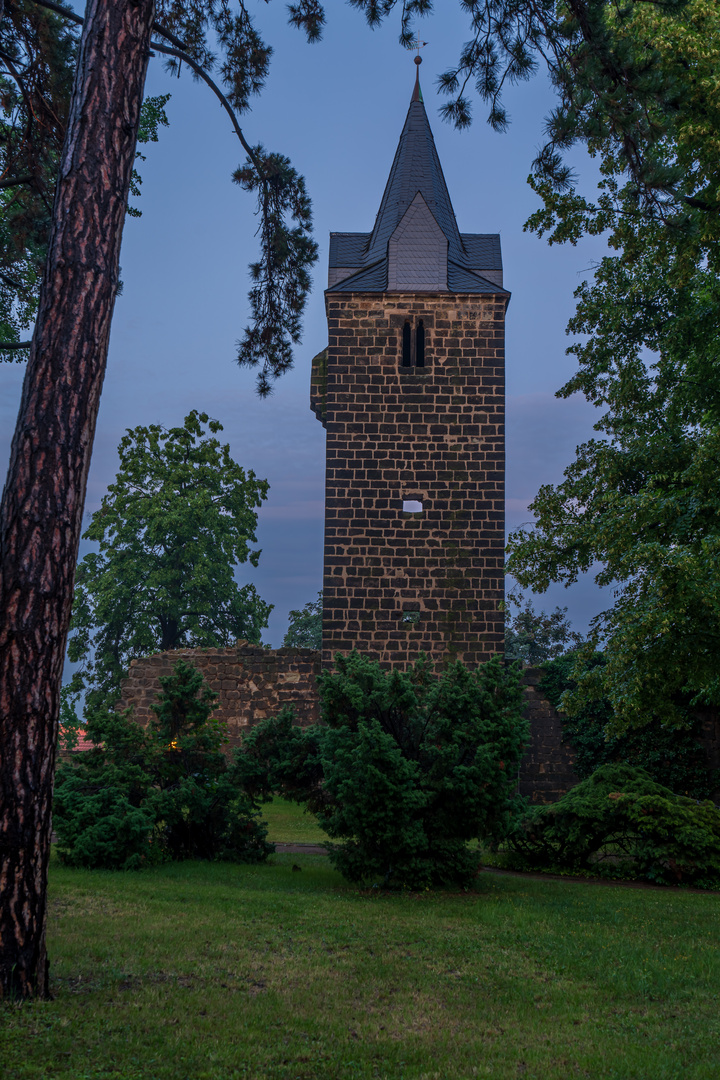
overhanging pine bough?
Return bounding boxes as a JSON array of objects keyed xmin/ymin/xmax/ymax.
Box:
[{"xmin": 22, "ymin": 0, "xmax": 318, "ymax": 396}]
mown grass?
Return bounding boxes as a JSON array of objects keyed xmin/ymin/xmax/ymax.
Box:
[
  {"xmin": 1, "ymin": 851, "xmax": 719, "ymax": 1079},
  {"xmin": 260, "ymin": 798, "xmax": 325, "ymax": 845}
]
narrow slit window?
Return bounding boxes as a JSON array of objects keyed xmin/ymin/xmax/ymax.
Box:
[
  {"xmin": 402, "ymin": 321, "xmax": 412, "ymax": 366},
  {"xmin": 415, "ymin": 320, "xmax": 425, "ymax": 367},
  {"xmin": 399, "ymin": 317, "xmax": 429, "ymax": 368}
]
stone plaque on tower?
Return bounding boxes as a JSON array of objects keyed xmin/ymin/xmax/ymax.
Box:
[{"xmin": 310, "ymin": 60, "xmax": 509, "ymax": 670}]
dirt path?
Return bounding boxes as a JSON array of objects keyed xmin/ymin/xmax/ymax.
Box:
[{"xmin": 271, "ymin": 843, "xmax": 718, "ymax": 893}]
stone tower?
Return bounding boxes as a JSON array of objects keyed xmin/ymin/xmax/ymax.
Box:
[{"xmin": 310, "ymin": 63, "xmax": 510, "ymax": 669}]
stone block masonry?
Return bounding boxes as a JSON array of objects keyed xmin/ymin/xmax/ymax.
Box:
[
  {"xmin": 519, "ymin": 667, "xmax": 580, "ymax": 804},
  {"xmin": 117, "ymin": 642, "xmax": 321, "ymax": 751},
  {"xmin": 321, "ymin": 292, "xmax": 507, "ymax": 670},
  {"xmin": 119, "ymin": 647, "xmax": 576, "ymax": 804}
]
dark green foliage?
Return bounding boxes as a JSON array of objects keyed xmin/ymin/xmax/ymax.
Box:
[
  {"xmin": 233, "ymin": 149, "xmax": 318, "ymax": 396},
  {"xmin": 127, "ymin": 94, "xmax": 171, "ymax": 218},
  {"xmin": 153, "ymin": 1, "xmax": 322, "ymax": 393},
  {"xmin": 0, "ymin": 0, "xmax": 168, "ymax": 359},
  {"xmin": 0, "ymin": 0, "xmax": 76, "ymax": 360},
  {"xmin": 68, "ymin": 411, "xmax": 272, "ymax": 713},
  {"xmin": 504, "ymin": 594, "xmax": 583, "ymax": 665},
  {"xmin": 237, "ymin": 653, "xmax": 528, "ymax": 889},
  {"xmin": 53, "ymin": 661, "xmax": 273, "ymax": 870},
  {"xmin": 0, "ymin": 2, "xmax": 319, "ymax": 384},
  {"xmin": 282, "ymin": 592, "xmax": 322, "ymax": 649},
  {"xmin": 236, "ymin": 706, "xmax": 324, "ymax": 810},
  {"xmin": 510, "ymin": 763, "xmax": 720, "ymax": 888},
  {"xmin": 541, "ymin": 653, "xmax": 717, "ymax": 799},
  {"xmin": 54, "ymin": 707, "xmax": 167, "ymax": 871},
  {"xmin": 504, "ymin": 4, "xmax": 720, "ymax": 730}
]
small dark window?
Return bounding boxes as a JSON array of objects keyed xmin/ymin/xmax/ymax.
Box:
[
  {"xmin": 402, "ymin": 321, "xmax": 412, "ymax": 366},
  {"xmin": 400, "ymin": 317, "xmax": 428, "ymax": 368},
  {"xmin": 415, "ymin": 320, "xmax": 425, "ymax": 367}
]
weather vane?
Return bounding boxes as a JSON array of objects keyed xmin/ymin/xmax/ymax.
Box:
[{"xmin": 410, "ymin": 37, "xmax": 427, "ymax": 63}]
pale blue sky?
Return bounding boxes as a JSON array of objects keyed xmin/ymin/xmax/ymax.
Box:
[{"xmin": 0, "ymin": 2, "xmax": 612, "ymax": 647}]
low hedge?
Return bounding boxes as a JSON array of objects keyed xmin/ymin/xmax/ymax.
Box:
[{"xmin": 508, "ymin": 763, "xmax": 720, "ymax": 889}]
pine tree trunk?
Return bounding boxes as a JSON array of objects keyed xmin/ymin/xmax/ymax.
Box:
[{"xmin": 0, "ymin": 0, "xmax": 155, "ymax": 999}]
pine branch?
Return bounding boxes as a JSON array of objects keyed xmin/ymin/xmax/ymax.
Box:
[
  {"xmin": 0, "ymin": 174, "xmax": 34, "ymax": 188},
  {"xmin": 25, "ymin": 0, "xmax": 83, "ymax": 27},
  {"xmin": 24, "ymin": 0, "xmax": 263, "ymax": 176},
  {"xmin": 147, "ymin": 39, "xmax": 261, "ymax": 171}
]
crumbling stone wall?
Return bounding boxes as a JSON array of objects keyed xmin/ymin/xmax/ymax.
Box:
[
  {"xmin": 518, "ymin": 667, "xmax": 579, "ymax": 804},
  {"xmin": 319, "ymin": 292, "xmax": 507, "ymax": 670},
  {"xmin": 117, "ymin": 643, "xmax": 321, "ymax": 751},
  {"xmin": 118, "ymin": 647, "xmax": 578, "ymax": 803}
]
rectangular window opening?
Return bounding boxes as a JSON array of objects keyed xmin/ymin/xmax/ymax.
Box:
[
  {"xmin": 402, "ymin": 499, "xmax": 423, "ymax": 513},
  {"xmin": 400, "ymin": 317, "xmax": 429, "ymax": 369},
  {"xmin": 415, "ymin": 320, "xmax": 425, "ymax": 367},
  {"xmin": 402, "ymin": 321, "xmax": 412, "ymax": 367}
]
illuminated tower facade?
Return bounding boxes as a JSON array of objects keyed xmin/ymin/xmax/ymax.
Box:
[{"xmin": 311, "ymin": 63, "xmax": 509, "ymax": 668}]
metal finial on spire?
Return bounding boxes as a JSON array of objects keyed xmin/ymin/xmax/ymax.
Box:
[
  {"xmin": 410, "ymin": 38, "xmax": 427, "ymax": 102},
  {"xmin": 410, "ymin": 37, "xmax": 427, "ymax": 60}
]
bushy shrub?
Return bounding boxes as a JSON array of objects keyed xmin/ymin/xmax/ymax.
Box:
[
  {"xmin": 541, "ymin": 653, "xmax": 716, "ymax": 799},
  {"xmin": 237, "ymin": 652, "xmax": 528, "ymax": 889},
  {"xmin": 54, "ymin": 660, "xmax": 273, "ymax": 869},
  {"xmin": 510, "ymin": 763, "xmax": 720, "ymax": 888}
]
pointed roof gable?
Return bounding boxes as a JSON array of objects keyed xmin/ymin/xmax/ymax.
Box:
[
  {"xmin": 326, "ymin": 67, "xmax": 508, "ymax": 296},
  {"xmin": 365, "ymin": 88, "xmax": 464, "ymax": 266}
]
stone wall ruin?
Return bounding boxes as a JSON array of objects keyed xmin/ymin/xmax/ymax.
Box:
[{"xmin": 118, "ymin": 644, "xmax": 578, "ymax": 804}]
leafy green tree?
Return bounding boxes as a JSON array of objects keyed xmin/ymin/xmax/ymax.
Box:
[
  {"xmin": 504, "ymin": 593, "xmax": 582, "ymax": 665},
  {"xmin": 507, "ymin": 1, "xmax": 720, "ymax": 730},
  {"xmin": 540, "ymin": 654, "xmax": 717, "ymax": 798},
  {"xmin": 282, "ymin": 592, "xmax": 322, "ymax": 649},
  {"xmin": 54, "ymin": 659, "xmax": 273, "ymax": 870},
  {"xmin": 68, "ymin": 411, "xmax": 272, "ymax": 712},
  {"xmin": 238, "ymin": 652, "xmax": 528, "ymax": 889}
]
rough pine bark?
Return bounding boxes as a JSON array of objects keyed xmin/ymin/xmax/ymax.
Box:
[{"xmin": 0, "ymin": 0, "xmax": 155, "ymax": 998}]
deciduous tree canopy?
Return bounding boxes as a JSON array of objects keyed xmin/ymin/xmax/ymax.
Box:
[
  {"xmin": 507, "ymin": 0, "xmax": 720, "ymax": 729},
  {"xmin": 504, "ymin": 593, "xmax": 583, "ymax": 666},
  {"xmin": 283, "ymin": 592, "xmax": 322, "ymax": 650},
  {"xmin": 68, "ymin": 411, "xmax": 272, "ymax": 712}
]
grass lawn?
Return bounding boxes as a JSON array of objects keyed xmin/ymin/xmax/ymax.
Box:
[
  {"xmin": 260, "ymin": 798, "xmax": 326, "ymax": 845},
  {"xmin": 1, "ymin": 852, "xmax": 718, "ymax": 1080}
]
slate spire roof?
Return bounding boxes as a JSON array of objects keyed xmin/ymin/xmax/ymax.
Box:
[
  {"xmin": 365, "ymin": 68, "xmax": 463, "ymax": 267},
  {"xmin": 327, "ymin": 66, "xmax": 507, "ymax": 296}
]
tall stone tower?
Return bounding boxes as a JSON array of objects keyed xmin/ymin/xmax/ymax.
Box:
[{"xmin": 310, "ymin": 62, "xmax": 509, "ymax": 669}]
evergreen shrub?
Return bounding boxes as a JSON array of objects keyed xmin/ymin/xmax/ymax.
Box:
[
  {"xmin": 509, "ymin": 763, "xmax": 720, "ymax": 888},
  {"xmin": 541, "ymin": 653, "xmax": 716, "ymax": 798},
  {"xmin": 54, "ymin": 660, "xmax": 273, "ymax": 870},
  {"xmin": 237, "ymin": 652, "xmax": 528, "ymax": 889}
]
